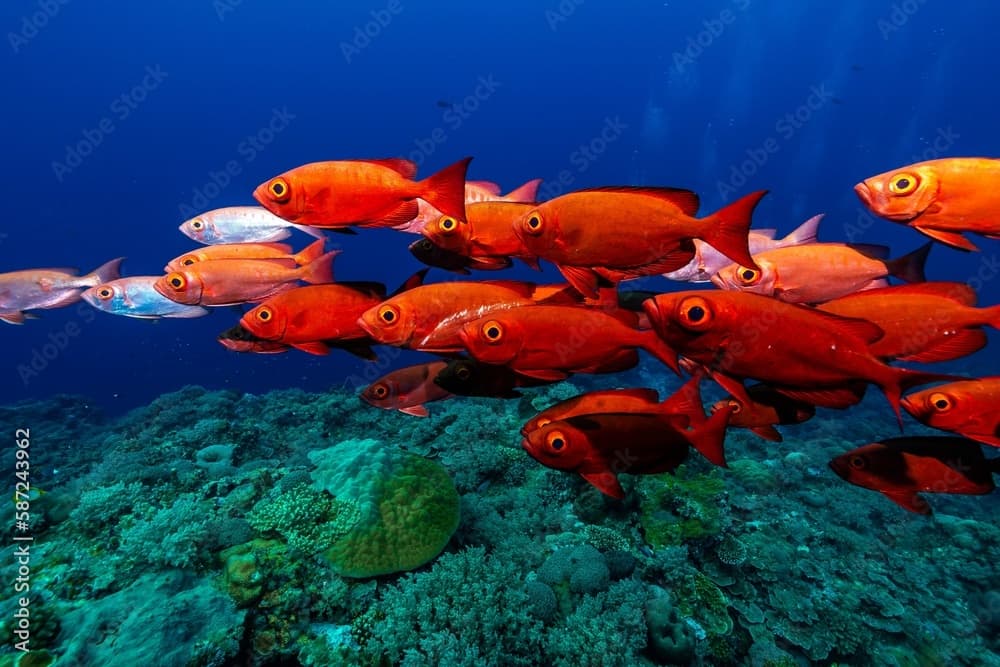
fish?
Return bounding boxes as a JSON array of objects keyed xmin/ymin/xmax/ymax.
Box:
[
  {"xmin": 829, "ymin": 436, "xmax": 1000, "ymax": 514},
  {"xmin": 394, "ymin": 179, "xmax": 542, "ymax": 234},
  {"xmin": 641, "ymin": 290, "xmax": 959, "ymax": 424},
  {"xmin": 432, "ymin": 358, "xmax": 557, "ymax": 398},
  {"xmin": 217, "ymin": 324, "xmax": 290, "ymax": 354},
  {"xmin": 253, "ymin": 157, "xmax": 472, "ymax": 229},
  {"xmin": 164, "ymin": 239, "xmax": 326, "ymax": 273},
  {"xmin": 155, "ymin": 252, "xmax": 337, "ymax": 307},
  {"xmin": 457, "ymin": 303, "xmax": 681, "ymax": 380},
  {"xmin": 818, "ymin": 282, "xmax": 1000, "ymax": 363},
  {"xmin": 664, "ymin": 213, "xmax": 822, "ymax": 283},
  {"xmin": 710, "ymin": 382, "xmax": 821, "ymax": 442},
  {"xmin": 360, "ymin": 361, "xmax": 453, "ymax": 417},
  {"xmin": 82, "ymin": 277, "xmax": 209, "ymax": 319},
  {"xmin": 902, "ymin": 378, "xmax": 1000, "ymax": 448},
  {"xmin": 712, "ymin": 241, "xmax": 932, "ymax": 304},
  {"xmin": 357, "ymin": 280, "xmax": 575, "ymax": 350},
  {"xmin": 854, "ymin": 157, "xmax": 1000, "ymax": 251},
  {"xmin": 520, "ymin": 403, "xmax": 733, "ymax": 499},
  {"xmin": 523, "ymin": 375, "xmax": 727, "ymax": 466},
  {"xmin": 420, "ymin": 201, "xmax": 539, "ymax": 268},
  {"xmin": 408, "ymin": 237, "xmax": 514, "ymax": 274},
  {"xmin": 0, "ymin": 258, "xmax": 124, "ymax": 324},
  {"xmin": 512, "ymin": 187, "xmax": 766, "ymax": 297},
  {"xmin": 240, "ymin": 271, "xmax": 424, "ymax": 356},
  {"xmin": 179, "ymin": 206, "xmax": 326, "ymax": 244}
]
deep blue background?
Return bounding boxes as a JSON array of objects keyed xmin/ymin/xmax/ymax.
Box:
[{"xmin": 2, "ymin": 0, "xmax": 998, "ymax": 413}]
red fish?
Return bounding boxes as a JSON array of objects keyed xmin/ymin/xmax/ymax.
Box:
[
  {"xmin": 854, "ymin": 157, "xmax": 1000, "ymax": 251},
  {"xmin": 155, "ymin": 252, "xmax": 337, "ymax": 307},
  {"xmin": 458, "ymin": 303, "xmax": 680, "ymax": 380},
  {"xmin": 396, "ymin": 178, "xmax": 542, "ymax": 234},
  {"xmin": 710, "ymin": 382, "xmax": 821, "ymax": 442},
  {"xmin": 902, "ymin": 378, "xmax": 1000, "ymax": 448},
  {"xmin": 421, "ymin": 201, "xmax": 538, "ymax": 267},
  {"xmin": 512, "ymin": 187, "xmax": 766, "ymax": 297},
  {"xmin": 432, "ymin": 358, "xmax": 557, "ymax": 398},
  {"xmin": 361, "ymin": 361, "xmax": 453, "ymax": 417},
  {"xmin": 357, "ymin": 280, "xmax": 578, "ymax": 351},
  {"xmin": 642, "ymin": 290, "xmax": 958, "ymax": 424},
  {"xmin": 217, "ymin": 324, "xmax": 290, "ymax": 354},
  {"xmin": 164, "ymin": 239, "xmax": 326, "ymax": 273},
  {"xmin": 829, "ymin": 436, "xmax": 999, "ymax": 514},
  {"xmin": 253, "ymin": 157, "xmax": 471, "ymax": 228},
  {"xmin": 521, "ymin": 404, "xmax": 733, "ymax": 499},
  {"xmin": 818, "ymin": 282, "xmax": 1000, "ymax": 363}
]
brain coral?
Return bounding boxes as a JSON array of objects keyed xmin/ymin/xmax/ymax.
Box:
[{"xmin": 308, "ymin": 438, "xmax": 460, "ymax": 578}]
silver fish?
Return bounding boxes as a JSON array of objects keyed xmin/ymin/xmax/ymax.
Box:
[
  {"xmin": 0, "ymin": 258, "xmax": 124, "ymax": 324},
  {"xmin": 82, "ymin": 277, "xmax": 208, "ymax": 319},
  {"xmin": 179, "ymin": 206, "xmax": 326, "ymax": 244}
]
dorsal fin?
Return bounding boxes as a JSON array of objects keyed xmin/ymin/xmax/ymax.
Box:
[
  {"xmin": 358, "ymin": 158, "xmax": 418, "ymax": 179},
  {"xmin": 467, "ymin": 180, "xmax": 502, "ymax": 195},
  {"xmin": 577, "ymin": 186, "xmax": 700, "ymax": 216},
  {"xmin": 391, "ymin": 269, "xmax": 429, "ymax": 296}
]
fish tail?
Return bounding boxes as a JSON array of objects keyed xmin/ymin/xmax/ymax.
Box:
[
  {"xmin": 81, "ymin": 257, "xmax": 125, "ymax": 287},
  {"xmin": 701, "ymin": 190, "xmax": 768, "ymax": 270},
  {"xmin": 686, "ymin": 401, "xmax": 732, "ymax": 467},
  {"xmin": 886, "ymin": 241, "xmax": 932, "ymax": 284},
  {"xmin": 641, "ymin": 330, "xmax": 680, "ymax": 375},
  {"xmin": 782, "ymin": 213, "xmax": 823, "ymax": 245},
  {"xmin": 984, "ymin": 303, "xmax": 1000, "ymax": 331},
  {"xmin": 291, "ymin": 223, "xmax": 327, "ymax": 241},
  {"xmin": 660, "ymin": 373, "xmax": 707, "ymax": 425},
  {"xmin": 505, "ymin": 178, "xmax": 543, "ymax": 203},
  {"xmin": 293, "ymin": 238, "xmax": 327, "ymax": 265},
  {"xmin": 418, "ymin": 157, "xmax": 473, "ymax": 221},
  {"xmin": 299, "ymin": 250, "xmax": 340, "ymax": 284}
]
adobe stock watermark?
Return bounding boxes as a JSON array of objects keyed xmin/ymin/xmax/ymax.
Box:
[
  {"xmin": 51, "ymin": 65, "xmax": 168, "ymax": 183},
  {"xmin": 672, "ymin": 0, "xmax": 751, "ymax": 73},
  {"xmin": 545, "ymin": 0, "xmax": 584, "ymax": 31},
  {"xmin": 406, "ymin": 75, "xmax": 501, "ymax": 168},
  {"xmin": 177, "ymin": 106, "xmax": 296, "ymax": 218},
  {"xmin": 538, "ymin": 116, "xmax": 629, "ymax": 201},
  {"xmin": 214, "ymin": 0, "xmax": 243, "ymax": 21},
  {"xmin": 7, "ymin": 0, "xmax": 70, "ymax": 54},
  {"xmin": 878, "ymin": 0, "xmax": 929, "ymax": 40},
  {"xmin": 17, "ymin": 303, "xmax": 96, "ymax": 386},
  {"xmin": 340, "ymin": 0, "xmax": 403, "ymax": 64},
  {"xmin": 716, "ymin": 83, "xmax": 834, "ymax": 202}
]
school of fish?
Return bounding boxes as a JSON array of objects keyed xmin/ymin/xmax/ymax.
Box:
[{"xmin": 6, "ymin": 155, "xmax": 1000, "ymax": 515}]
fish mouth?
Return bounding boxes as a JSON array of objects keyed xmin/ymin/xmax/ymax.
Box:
[
  {"xmin": 853, "ymin": 182, "xmax": 873, "ymax": 207},
  {"xmin": 709, "ymin": 273, "xmax": 728, "ymax": 290},
  {"xmin": 899, "ymin": 395, "xmax": 920, "ymax": 417},
  {"xmin": 641, "ymin": 297, "xmax": 663, "ymax": 327}
]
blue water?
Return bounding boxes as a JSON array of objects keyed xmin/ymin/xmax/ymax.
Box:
[{"xmin": 3, "ymin": 0, "xmax": 998, "ymax": 410}]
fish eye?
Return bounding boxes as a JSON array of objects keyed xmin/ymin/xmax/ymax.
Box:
[
  {"xmin": 677, "ymin": 296, "xmax": 713, "ymax": 329},
  {"xmin": 481, "ymin": 320, "xmax": 504, "ymax": 343},
  {"xmin": 378, "ymin": 304, "xmax": 400, "ymax": 325},
  {"xmin": 546, "ymin": 430, "xmax": 567, "ymax": 452},
  {"xmin": 166, "ymin": 273, "xmax": 187, "ymax": 291},
  {"xmin": 256, "ymin": 307, "xmax": 273, "ymax": 322},
  {"xmin": 455, "ymin": 365, "xmax": 472, "ymax": 380},
  {"xmin": 268, "ymin": 177, "xmax": 291, "ymax": 202},
  {"xmin": 372, "ymin": 384, "xmax": 389, "ymax": 399},
  {"xmin": 96, "ymin": 287, "xmax": 114, "ymax": 300},
  {"xmin": 191, "ymin": 219, "xmax": 204, "ymax": 230},
  {"xmin": 728, "ymin": 400, "xmax": 742, "ymax": 414},
  {"xmin": 524, "ymin": 212, "xmax": 544, "ymax": 235},
  {"xmin": 888, "ymin": 172, "xmax": 919, "ymax": 196},
  {"xmin": 849, "ymin": 455, "xmax": 867, "ymax": 470},
  {"xmin": 737, "ymin": 267, "xmax": 760, "ymax": 285},
  {"xmin": 181, "ymin": 257, "xmax": 197, "ymax": 266},
  {"xmin": 928, "ymin": 392, "xmax": 952, "ymax": 411},
  {"xmin": 439, "ymin": 216, "xmax": 458, "ymax": 232}
]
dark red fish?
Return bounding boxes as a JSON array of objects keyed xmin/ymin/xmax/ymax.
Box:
[
  {"xmin": 710, "ymin": 382, "xmax": 822, "ymax": 442},
  {"xmin": 432, "ymin": 359, "xmax": 556, "ymax": 398},
  {"xmin": 361, "ymin": 361, "xmax": 453, "ymax": 417},
  {"xmin": 829, "ymin": 436, "xmax": 1000, "ymax": 514}
]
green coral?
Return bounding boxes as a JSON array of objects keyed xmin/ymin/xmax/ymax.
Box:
[
  {"xmin": 676, "ymin": 571, "xmax": 733, "ymax": 637},
  {"xmin": 247, "ymin": 483, "xmax": 360, "ymax": 555},
  {"xmin": 637, "ymin": 466, "xmax": 726, "ymax": 549}
]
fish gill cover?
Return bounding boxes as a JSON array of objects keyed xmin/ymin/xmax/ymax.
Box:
[{"xmin": 1, "ymin": 1, "xmax": 999, "ymax": 666}]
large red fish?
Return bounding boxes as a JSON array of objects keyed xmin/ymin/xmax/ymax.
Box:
[
  {"xmin": 396, "ymin": 178, "xmax": 541, "ymax": 234},
  {"xmin": 818, "ymin": 282, "xmax": 1000, "ymax": 363},
  {"xmin": 421, "ymin": 201, "xmax": 538, "ymax": 267},
  {"xmin": 829, "ymin": 436, "xmax": 999, "ymax": 514},
  {"xmin": 360, "ymin": 361, "xmax": 453, "ymax": 417},
  {"xmin": 458, "ymin": 304, "xmax": 680, "ymax": 379},
  {"xmin": 854, "ymin": 157, "xmax": 1000, "ymax": 251},
  {"xmin": 902, "ymin": 378, "xmax": 1000, "ymax": 448},
  {"xmin": 521, "ymin": 405, "xmax": 733, "ymax": 499},
  {"xmin": 155, "ymin": 252, "xmax": 337, "ymax": 306},
  {"xmin": 357, "ymin": 280, "xmax": 578, "ymax": 351},
  {"xmin": 642, "ymin": 290, "xmax": 957, "ymax": 423},
  {"xmin": 253, "ymin": 157, "xmax": 471, "ymax": 228},
  {"xmin": 164, "ymin": 239, "xmax": 326, "ymax": 273},
  {"xmin": 512, "ymin": 187, "xmax": 766, "ymax": 297}
]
